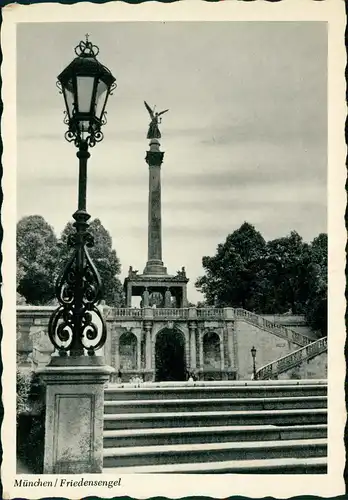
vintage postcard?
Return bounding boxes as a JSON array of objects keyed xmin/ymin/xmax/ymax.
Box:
[{"xmin": 1, "ymin": 0, "xmax": 346, "ymax": 498}]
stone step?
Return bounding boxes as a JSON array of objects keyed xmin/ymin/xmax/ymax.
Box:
[
  {"xmin": 103, "ymin": 456, "xmax": 327, "ymax": 474},
  {"xmin": 104, "ymin": 408, "xmax": 327, "ymax": 430},
  {"xmin": 105, "ymin": 382, "xmax": 327, "ymax": 401},
  {"xmin": 104, "ymin": 395, "xmax": 326, "ymax": 414},
  {"xmin": 103, "ymin": 438, "xmax": 327, "ymax": 468},
  {"xmin": 103, "ymin": 423, "xmax": 327, "ymax": 448}
]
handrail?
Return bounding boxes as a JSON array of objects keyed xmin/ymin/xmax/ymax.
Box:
[
  {"xmin": 235, "ymin": 308, "xmax": 312, "ymax": 347},
  {"xmin": 254, "ymin": 336, "xmax": 328, "ymax": 380}
]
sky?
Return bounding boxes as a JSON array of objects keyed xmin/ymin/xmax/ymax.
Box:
[{"xmin": 17, "ymin": 21, "xmax": 327, "ymax": 303}]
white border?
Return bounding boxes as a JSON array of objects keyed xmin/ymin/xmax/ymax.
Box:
[{"xmin": 2, "ymin": 1, "xmax": 346, "ymax": 498}]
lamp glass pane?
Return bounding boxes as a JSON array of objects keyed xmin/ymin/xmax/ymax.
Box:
[
  {"xmin": 76, "ymin": 76, "xmax": 95, "ymax": 114},
  {"xmin": 95, "ymin": 79, "xmax": 108, "ymax": 120},
  {"xmin": 63, "ymin": 79, "xmax": 74, "ymax": 118}
]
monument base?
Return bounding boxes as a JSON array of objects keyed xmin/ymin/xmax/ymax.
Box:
[
  {"xmin": 37, "ymin": 356, "xmax": 114, "ymax": 474},
  {"xmin": 143, "ymin": 259, "xmax": 167, "ymax": 275}
]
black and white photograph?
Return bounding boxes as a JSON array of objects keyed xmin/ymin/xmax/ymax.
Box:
[{"xmin": 1, "ymin": 1, "xmax": 345, "ymax": 498}]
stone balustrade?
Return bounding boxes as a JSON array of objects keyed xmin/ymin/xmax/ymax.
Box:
[
  {"xmin": 102, "ymin": 307, "xmax": 227, "ymax": 321},
  {"xmin": 255, "ymin": 336, "xmax": 328, "ymax": 380},
  {"xmin": 234, "ymin": 308, "xmax": 311, "ymax": 347}
]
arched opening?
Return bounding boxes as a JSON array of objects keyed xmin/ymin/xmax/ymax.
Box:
[
  {"xmin": 119, "ymin": 332, "xmax": 137, "ymax": 370},
  {"xmin": 203, "ymin": 331, "xmax": 221, "ymax": 369},
  {"xmin": 155, "ymin": 328, "xmax": 186, "ymax": 381}
]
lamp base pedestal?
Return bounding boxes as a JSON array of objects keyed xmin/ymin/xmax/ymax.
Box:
[{"xmin": 38, "ymin": 357, "xmax": 114, "ymax": 474}]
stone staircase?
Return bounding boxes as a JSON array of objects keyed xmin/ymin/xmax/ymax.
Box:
[
  {"xmin": 103, "ymin": 380, "xmax": 327, "ymax": 474},
  {"xmin": 234, "ymin": 308, "xmax": 313, "ymax": 347},
  {"xmin": 255, "ymin": 337, "xmax": 328, "ymax": 380}
]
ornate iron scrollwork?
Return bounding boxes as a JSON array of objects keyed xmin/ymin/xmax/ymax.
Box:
[
  {"xmin": 56, "ymin": 64, "xmax": 117, "ymax": 149},
  {"xmin": 48, "ymin": 212, "xmax": 107, "ymax": 356}
]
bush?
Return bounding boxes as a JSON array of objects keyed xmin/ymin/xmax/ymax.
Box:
[
  {"xmin": 16, "ymin": 367, "xmax": 46, "ymax": 473},
  {"xmin": 16, "ymin": 368, "xmax": 32, "ymax": 416}
]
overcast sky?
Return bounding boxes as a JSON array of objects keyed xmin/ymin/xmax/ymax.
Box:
[{"xmin": 17, "ymin": 21, "xmax": 327, "ymax": 303}]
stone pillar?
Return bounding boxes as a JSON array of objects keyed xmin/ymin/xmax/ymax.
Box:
[
  {"xmin": 226, "ymin": 322, "xmax": 234, "ymax": 369},
  {"xmin": 220, "ymin": 335, "xmax": 225, "ymax": 370},
  {"xmin": 137, "ymin": 335, "xmax": 141, "ymax": 370},
  {"xmin": 114, "ymin": 333, "xmax": 120, "ymax": 370},
  {"xmin": 182, "ymin": 285, "xmax": 188, "ymax": 307},
  {"xmin": 38, "ymin": 357, "xmax": 114, "ymax": 474},
  {"xmin": 143, "ymin": 139, "xmax": 166, "ymax": 275},
  {"xmin": 189, "ymin": 322, "xmax": 197, "ymax": 370},
  {"xmin": 199, "ymin": 329, "xmax": 204, "ymax": 369},
  {"xmin": 126, "ymin": 282, "xmax": 132, "ymax": 307},
  {"xmin": 144, "ymin": 321, "xmax": 152, "ymax": 369}
]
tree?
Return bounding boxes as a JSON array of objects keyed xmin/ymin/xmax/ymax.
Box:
[
  {"xmin": 195, "ymin": 222, "xmax": 267, "ymax": 310},
  {"xmin": 17, "ymin": 216, "xmax": 59, "ymax": 305},
  {"xmin": 264, "ymin": 231, "xmax": 311, "ymax": 314},
  {"xmin": 304, "ymin": 233, "xmax": 327, "ymax": 336},
  {"xmin": 195, "ymin": 223, "xmax": 328, "ymax": 323},
  {"xmin": 59, "ymin": 218, "xmax": 124, "ymax": 306}
]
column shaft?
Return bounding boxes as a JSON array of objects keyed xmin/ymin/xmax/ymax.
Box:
[
  {"xmin": 189, "ymin": 324, "xmax": 197, "ymax": 370},
  {"xmin": 148, "ymin": 165, "xmax": 162, "ymax": 263},
  {"xmin": 227, "ymin": 323, "xmax": 234, "ymax": 368},
  {"xmin": 220, "ymin": 337, "xmax": 225, "ymax": 370},
  {"xmin": 144, "ymin": 140, "xmax": 166, "ymax": 275},
  {"xmin": 126, "ymin": 283, "xmax": 132, "ymax": 307},
  {"xmin": 145, "ymin": 323, "xmax": 152, "ymax": 369},
  {"xmin": 114, "ymin": 338, "xmax": 120, "ymax": 370},
  {"xmin": 199, "ymin": 330, "xmax": 204, "ymax": 368}
]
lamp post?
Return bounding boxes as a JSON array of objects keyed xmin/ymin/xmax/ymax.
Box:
[
  {"xmin": 48, "ymin": 36, "xmax": 116, "ymax": 359},
  {"xmin": 251, "ymin": 345, "xmax": 257, "ymax": 380}
]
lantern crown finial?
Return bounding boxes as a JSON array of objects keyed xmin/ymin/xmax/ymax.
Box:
[{"xmin": 74, "ymin": 35, "xmax": 100, "ymax": 58}]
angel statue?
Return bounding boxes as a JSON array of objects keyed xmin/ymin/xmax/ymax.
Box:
[{"xmin": 144, "ymin": 101, "xmax": 169, "ymax": 139}]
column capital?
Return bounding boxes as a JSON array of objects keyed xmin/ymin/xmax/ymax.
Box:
[
  {"xmin": 188, "ymin": 320, "xmax": 197, "ymax": 330},
  {"xmin": 146, "ymin": 150, "xmax": 164, "ymax": 167},
  {"xmin": 143, "ymin": 319, "xmax": 153, "ymax": 331}
]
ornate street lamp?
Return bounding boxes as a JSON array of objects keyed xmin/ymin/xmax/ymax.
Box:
[
  {"xmin": 251, "ymin": 346, "xmax": 257, "ymax": 379},
  {"xmin": 48, "ymin": 36, "xmax": 116, "ymax": 358}
]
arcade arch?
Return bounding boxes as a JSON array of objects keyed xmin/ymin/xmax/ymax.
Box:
[{"xmin": 155, "ymin": 328, "xmax": 187, "ymax": 381}]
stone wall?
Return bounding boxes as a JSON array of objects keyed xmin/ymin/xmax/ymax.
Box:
[{"xmin": 235, "ymin": 320, "xmax": 297, "ymax": 380}]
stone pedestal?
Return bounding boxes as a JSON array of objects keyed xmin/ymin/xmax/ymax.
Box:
[{"xmin": 37, "ymin": 356, "xmax": 114, "ymax": 474}]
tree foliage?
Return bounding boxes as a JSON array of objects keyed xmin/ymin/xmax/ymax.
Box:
[
  {"xmin": 196, "ymin": 223, "xmax": 267, "ymax": 310},
  {"xmin": 17, "ymin": 215, "xmax": 124, "ymax": 307},
  {"xmin": 304, "ymin": 233, "xmax": 327, "ymax": 336},
  {"xmin": 17, "ymin": 216, "xmax": 59, "ymax": 305},
  {"xmin": 59, "ymin": 218, "xmax": 124, "ymax": 306},
  {"xmin": 195, "ymin": 223, "xmax": 327, "ymax": 336}
]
